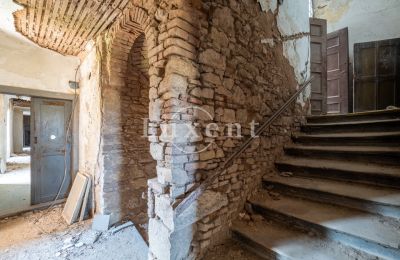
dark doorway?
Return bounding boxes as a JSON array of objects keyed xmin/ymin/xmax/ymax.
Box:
[
  {"xmin": 354, "ymin": 38, "xmax": 400, "ymax": 112},
  {"xmin": 23, "ymin": 115, "xmax": 30, "ymax": 147}
]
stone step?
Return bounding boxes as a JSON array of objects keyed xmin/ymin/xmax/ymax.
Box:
[
  {"xmin": 306, "ymin": 109, "xmax": 400, "ymax": 124},
  {"xmin": 284, "ymin": 145, "xmax": 400, "ymax": 166},
  {"xmin": 232, "ymin": 219, "xmax": 378, "ymax": 260},
  {"xmin": 275, "ymin": 156, "xmax": 400, "ymax": 188},
  {"xmin": 250, "ymin": 191, "xmax": 400, "ymax": 259},
  {"xmin": 293, "ymin": 131, "xmax": 400, "ymax": 147},
  {"xmin": 263, "ymin": 175, "xmax": 400, "ymax": 218},
  {"xmin": 302, "ymin": 119, "xmax": 400, "ymax": 134}
]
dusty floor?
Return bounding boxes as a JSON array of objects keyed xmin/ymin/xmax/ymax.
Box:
[
  {"xmin": 1, "ymin": 205, "xmax": 260, "ymax": 260},
  {"xmin": 6, "ymin": 154, "xmax": 30, "ymax": 172},
  {"xmin": 0, "ymin": 155, "xmax": 31, "ymax": 216},
  {"xmin": 0, "ymin": 206, "xmax": 148, "ymax": 260},
  {"xmin": 202, "ymin": 240, "xmax": 263, "ymax": 260}
]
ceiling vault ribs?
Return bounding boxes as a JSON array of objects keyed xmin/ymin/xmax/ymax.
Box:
[{"xmin": 13, "ymin": 0, "xmax": 130, "ymax": 56}]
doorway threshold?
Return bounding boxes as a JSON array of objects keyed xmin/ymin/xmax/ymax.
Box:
[{"xmin": 0, "ymin": 199, "xmax": 66, "ymax": 219}]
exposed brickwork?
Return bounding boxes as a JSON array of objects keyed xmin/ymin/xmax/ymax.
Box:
[
  {"xmin": 98, "ymin": 4, "xmax": 156, "ymax": 225},
  {"xmin": 92, "ymin": 0, "xmax": 307, "ymax": 259}
]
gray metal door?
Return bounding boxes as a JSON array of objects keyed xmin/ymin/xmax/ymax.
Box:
[{"xmin": 31, "ymin": 98, "xmax": 72, "ymax": 205}]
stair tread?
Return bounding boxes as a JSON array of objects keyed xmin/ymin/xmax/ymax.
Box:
[
  {"xmin": 295, "ymin": 131, "xmax": 400, "ymax": 138},
  {"xmin": 232, "ymin": 220, "xmax": 365, "ymax": 260},
  {"xmin": 305, "ymin": 118, "xmax": 400, "ymax": 127},
  {"xmin": 307, "ymin": 109, "xmax": 400, "ymax": 120},
  {"xmin": 250, "ymin": 191, "xmax": 400, "ymax": 249},
  {"xmin": 285, "ymin": 145, "xmax": 400, "ymax": 153},
  {"xmin": 263, "ymin": 175, "xmax": 400, "ymax": 206},
  {"xmin": 276, "ymin": 156, "xmax": 400, "ymax": 177}
]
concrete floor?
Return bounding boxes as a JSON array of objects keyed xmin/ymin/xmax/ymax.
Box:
[{"xmin": 0, "ymin": 155, "xmax": 31, "ymax": 217}]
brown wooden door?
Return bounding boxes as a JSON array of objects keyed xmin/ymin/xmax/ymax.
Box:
[
  {"xmin": 354, "ymin": 38, "xmax": 400, "ymax": 112},
  {"xmin": 310, "ymin": 18, "xmax": 327, "ymax": 115},
  {"xmin": 327, "ymin": 28, "xmax": 349, "ymax": 114}
]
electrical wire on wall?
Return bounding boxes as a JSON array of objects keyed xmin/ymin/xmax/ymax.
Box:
[
  {"xmin": 49, "ymin": 64, "xmax": 81, "ymax": 208},
  {"xmin": 33, "ymin": 64, "xmax": 80, "ymax": 230}
]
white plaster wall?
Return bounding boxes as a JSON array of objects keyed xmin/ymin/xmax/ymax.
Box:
[
  {"xmin": 78, "ymin": 43, "xmax": 102, "ymax": 213},
  {"xmin": 276, "ymin": 0, "xmax": 311, "ymax": 104},
  {"xmin": 313, "ymin": 0, "xmax": 400, "ymax": 62},
  {"xmin": 0, "ymin": 95, "xmax": 8, "ymax": 173},
  {"xmin": 0, "ymin": 0, "xmax": 80, "ymax": 94}
]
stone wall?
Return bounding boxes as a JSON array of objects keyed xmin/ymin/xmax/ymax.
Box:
[
  {"xmin": 85, "ymin": 0, "xmax": 310, "ymax": 259},
  {"xmin": 189, "ymin": 1, "xmax": 307, "ymax": 257}
]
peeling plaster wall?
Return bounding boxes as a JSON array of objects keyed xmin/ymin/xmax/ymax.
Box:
[
  {"xmin": 0, "ymin": 0, "xmax": 79, "ymax": 94},
  {"xmin": 78, "ymin": 44, "xmax": 102, "ymax": 213},
  {"xmin": 276, "ymin": 0, "xmax": 311, "ymax": 105},
  {"xmin": 313, "ymin": 0, "xmax": 400, "ymax": 62}
]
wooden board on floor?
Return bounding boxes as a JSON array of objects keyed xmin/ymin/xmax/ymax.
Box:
[
  {"xmin": 62, "ymin": 172, "xmax": 88, "ymax": 225},
  {"xmin": 79, "ymin": 174, "xmax": 91, "ymax": 222}
]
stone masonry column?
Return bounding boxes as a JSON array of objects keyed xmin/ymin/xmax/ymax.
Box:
[{"xmin": 146, "ymin": 7, "xmax": 205, "ymax": 260}]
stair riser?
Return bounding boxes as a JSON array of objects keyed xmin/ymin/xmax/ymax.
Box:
[
  {"xmin": 232, "ymin": 231, "xmax": 289, "ymax": 260},
  {"xmin": 293, "ymin": 136, "xmax": 400, "ymax": 147},
  {"xmin": 262, "ymin": 181, "xmax": 400, "ymax": 219},
  {"xmin": 302, "ymin": 121, "xmax": 400, "ymax": 134},
  {"xmin": 252, "ymin": 203, "xmax": 400, "ymax": 260},
  {"xmin": 284, "ymin": 148, "xmax": 400, "ymax": 166},
  {"xmin": 275, "ymin": 163, "xmax": 400, "ymax": 188},
  {"xmin": 306, "ymin": 111, "xmax": 400, "ymax": 124}
]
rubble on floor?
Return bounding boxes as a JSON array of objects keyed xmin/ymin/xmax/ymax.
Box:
[{"xmin": 0, "ymin": 206, "xmax": 148, "ymax": 260}]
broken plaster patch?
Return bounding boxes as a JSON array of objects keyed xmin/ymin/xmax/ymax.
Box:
[
  {"xmin": 277, "ymin": 0, "xmax": 309, "ymax": 37},
  {"xmin": 258, "ymin": 0, "xmax": 277, "ymax": 13},
  {"xmin": 283, "ymin": 37, "xmax": 310, "ymax": 84}
]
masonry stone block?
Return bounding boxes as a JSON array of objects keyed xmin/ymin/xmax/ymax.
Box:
[
  {"xmin": 199, "ymin": 49, "xmax": 226, "ymax": 71},
  {"xmin": 160, "ymin": 123, "xmax": 203, "ymax": 143}
]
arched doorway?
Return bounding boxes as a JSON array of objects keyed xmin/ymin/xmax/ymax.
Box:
[{"xmin": 99, "ymin": 6, "xmax": 156, "ymax": 234}]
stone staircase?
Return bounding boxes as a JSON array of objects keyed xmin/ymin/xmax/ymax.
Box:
[{"xmin": 232, "ymin": 109, "xmax": 400, "ymax": 259}]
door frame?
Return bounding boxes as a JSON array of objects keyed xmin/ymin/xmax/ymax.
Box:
[
  {"xmin": 354, "ymin": 38, "xmax": 400, "ymax": 111},
  {"xmin": 309, "ymin": 18, "xmax": 328, "ymax": 115},
  {"xmin": 327, "ymin": 27, "xmax": 349, "ymax": 114},
  {"xmin": 30, "ymin": 97, "xmax": 73, "ymax": 204},
  {"xmin": 0, "ymin": 84, "xmax": 78, "ymax": 207}
]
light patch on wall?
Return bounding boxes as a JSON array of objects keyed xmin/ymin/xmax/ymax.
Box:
[
  {"xmin": 313, "ymin": 0, "xmax": 351, "ymax": 23},
  {"xmin": 0, "ymin": 0, "xmax": 22, "ymax": 33}
]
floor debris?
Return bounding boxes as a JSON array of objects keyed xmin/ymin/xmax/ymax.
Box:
[
  {"xmin": 91, "ymin": 214, "xmax": 110, "ymax": 232},
  {"xmin": 0, "ymin": 208, "xmax": 148, "ymax": 260},
  {"xmin": 110, "ymin": 221, "xmax": 134, "ymax": 235}
]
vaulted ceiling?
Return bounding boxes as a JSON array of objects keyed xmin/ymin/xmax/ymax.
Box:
[{"xmin": 13, "ymin": 0, "xmax": 129, "ymax": 56}]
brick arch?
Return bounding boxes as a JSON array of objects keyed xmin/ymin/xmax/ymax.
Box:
[
  {"xmin": 99, "ymin": 4, "xmax": 157, "ymax": 226},
  {"xmin": 108, "ymin": 3, "xmax": 156, "ymax": 86},
  {"xmin": 99, "ymin": 2, "xmax": 206, "ymax": 258}
]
